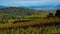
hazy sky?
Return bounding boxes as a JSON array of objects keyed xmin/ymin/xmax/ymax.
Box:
[{"xmin": 0, "ymin": 0, "xmax": 60, "ymax": 6}]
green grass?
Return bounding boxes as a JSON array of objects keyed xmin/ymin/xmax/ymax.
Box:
[
  {"xmin": 0, "ymin": 13, "xmax": 48, "ymax": 24},
  {"xmin": 23, "ymin": 13, "xmax": 48, "ymax": 19},
  {"xmin": 0, "ymin": 25, "xmax": 60, "ymax": 34},
  {"xmin": 0, "ymin": 13, "xmax": 60, "ymax": 34}
]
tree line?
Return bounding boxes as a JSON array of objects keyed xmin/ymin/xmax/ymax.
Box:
[{"xmin": 47, "ymin": 9, "xmax": 60, "ymax": 18}]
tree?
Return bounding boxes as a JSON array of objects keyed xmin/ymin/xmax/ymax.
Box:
[
  {"xmin": 47, "ymin": 12, "xmax": 53, "ymax": 18},
  {"xmin": 55, "ymin": 9, "xmax": 60, "ymax": 18}
]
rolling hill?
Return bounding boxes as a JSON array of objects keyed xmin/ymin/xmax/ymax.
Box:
[
  {"xmin": 0, "ymin": 7, "xmax": 47, "ymax": 16},
  {"xmin": 0, "ymin": 7, "xmax": 48, "ymax": 24}
]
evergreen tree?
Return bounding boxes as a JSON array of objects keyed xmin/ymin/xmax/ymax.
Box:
[{"xmin": 55, "ymin": 9, "xmax": 60, "ymax": 18}]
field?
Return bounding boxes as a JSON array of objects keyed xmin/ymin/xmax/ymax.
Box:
[{"xmin": 0, "ymin": 18, "xmax": 60, "ymax": 34}]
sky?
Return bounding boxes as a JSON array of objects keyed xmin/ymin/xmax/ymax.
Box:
[{"xmin": 0, "ymin": 0, "xmax": 60, "ymax": 7}]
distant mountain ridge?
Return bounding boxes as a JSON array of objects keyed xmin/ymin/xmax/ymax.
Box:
[
  {"xmin": 0, "ymin": 6, "xmax": 7, "ymax": 8},
  {"xmin": 0, "ymin": 5, "xmax": 60, "ymax": 13},
  {"xmin": 0, "ymin": 5, "xmax": 60, "ymax": 9}
]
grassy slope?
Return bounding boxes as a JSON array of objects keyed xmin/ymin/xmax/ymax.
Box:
[
  {"xmin": 0, "ymin": 18, "xmax": 60, "ymax": 34},
  {"xmin": 0, "ymin": 25, "xmax": 60, "ymax": 34},
  {"xmin": 0, "ymin": 7, "xmax": 48, "ymax": 24},
  {"xmin": 0, "ymin": 7, "xmax": 46, "ymax": 16},
  {"xmin": 22, "ymin": 13, "xmax": 48, "ymax": 19},
  {"xmin": 0, "ymin": 12, "xmax": 60, "ymax": 34},
  {"xmin": 0, "ymin": 18, "xmax": 60, "ymax": 29},
  {"xmin": 0, "ymin": 12, "xmax": 48, "ymax": 24}
]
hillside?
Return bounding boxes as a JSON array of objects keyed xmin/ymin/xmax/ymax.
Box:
[
  {"xmin": 0, "ymin": 7, "xmax": 46, "ymax": 16},
  {"xmin": 0, "ymin": 7, "xmax": 48, "ymax": 24}
]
